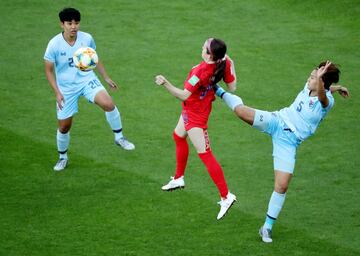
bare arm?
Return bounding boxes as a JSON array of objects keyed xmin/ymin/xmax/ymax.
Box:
[
  {"xmin": 96, "ymin": 59, "xmax": 118, "ymax": 90},
  {"xmin": 225, "ymin": 56, "xmax": 237, "ymax": 92},
  {"xmin": 227, "ymin": 81, "xmax": 237, "ymax": 92},
  {"xmin": 316, "ymin": 61, "xmax": 331, "ymax": 108},
  {"xmin": 44, "ymin": 60, "xmax": 64, "ymax": 109},
  {"xmin": 330, "ymin": 85, "xmax": 350, "ymax": 98},
  {"xmin": 155, "ymin": 75, "xmax": 192, "ymax": 101}
]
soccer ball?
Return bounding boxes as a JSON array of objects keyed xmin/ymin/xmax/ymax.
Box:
[{"xmin": 73, "ymin": 47, "xmax": 98, "ymax": 71}]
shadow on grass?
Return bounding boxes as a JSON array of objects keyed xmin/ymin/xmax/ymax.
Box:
[{"xmin": 0, "ymin": 127, "xmax": 358, "ymax": 256}]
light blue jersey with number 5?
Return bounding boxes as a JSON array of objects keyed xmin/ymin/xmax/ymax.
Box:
[
  {"xmin": 44, "ymin": 31, "xmax": 97, "ymax": 91},
  {"xmin": 279, "ymin": 83, "xmax": 334, "ymax": 141}
]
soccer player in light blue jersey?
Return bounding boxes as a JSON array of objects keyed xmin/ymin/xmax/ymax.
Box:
[
  {"xmin": 214, "ymin": 61, "xmax": 349, "ymax": 242},
  {"xmin": 44, "ymin": 7, "xmax": 135, "ymax": 171}
]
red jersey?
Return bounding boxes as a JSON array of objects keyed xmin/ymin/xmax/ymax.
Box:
[{"xmin": 181, "ymin": 57, "xmax": 235, "ymax": 130}]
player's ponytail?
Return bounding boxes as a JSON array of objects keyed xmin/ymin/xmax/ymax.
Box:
[{"xmin": 208, "ymin": 38, "xmax": 227, "ymax": 86}]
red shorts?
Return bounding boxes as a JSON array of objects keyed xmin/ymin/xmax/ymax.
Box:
[{"xmin": 181, "ymin": 109, "xmax": 210, "ymax": 131}]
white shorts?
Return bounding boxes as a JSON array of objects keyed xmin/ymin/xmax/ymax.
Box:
[
  {"xmin": 253, "ymin": 109, "xmax": 301, "ymax": 173},
  {"xmin": 56, "ymin": 78, "xmax": 105, "ymax": 120}
]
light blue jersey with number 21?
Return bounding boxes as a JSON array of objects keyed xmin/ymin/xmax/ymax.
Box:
[{"xmin": 44, "ymin": 31, "xmax": 97, "ymax": 92}]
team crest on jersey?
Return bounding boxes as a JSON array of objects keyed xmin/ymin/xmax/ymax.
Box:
[
  {"xmin": 60, "ymin": 52, "xmax": 66, "ymax": 56},
  {"xmin": 188, "ymin": 75, "xmax": 200, "ymax": 86}
]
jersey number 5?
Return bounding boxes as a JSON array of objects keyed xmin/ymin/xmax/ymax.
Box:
[{"xmin": 296, "ymin": 101, "xmax": 304, "ymax": 112}]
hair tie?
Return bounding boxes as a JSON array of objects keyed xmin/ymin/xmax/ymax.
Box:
[{"xmin": 216, "ymin": 57, "xmax": 226, "ymax": 64}]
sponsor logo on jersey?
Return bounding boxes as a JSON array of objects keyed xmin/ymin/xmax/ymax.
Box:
[
  {"xmin": 61, "ymin": 52, "xmax": 66, "ymax": 56},
  {"xmin": 200, "ymin": 84, "xmax": 213, "ymax": 100},
  {"xmin": 188, "ymin": 75, "xmax": 200, "ymax": 86}
]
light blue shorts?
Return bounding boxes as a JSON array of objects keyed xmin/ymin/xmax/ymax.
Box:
[
  {"xmin": 57, "ymin": 78, "xmax": 105, "ymax": 120},
  {"xmin": 252, "ymin": 109, "xmax": 301, "ymax": 173}
]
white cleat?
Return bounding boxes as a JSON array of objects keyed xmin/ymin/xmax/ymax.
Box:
[
  {"xmin": 53, "ymin": 158, "xmax": 68, "ymax": 171},
  {"xmin": 161, "ymin": 176, "xmax": 185, "ymax": 191},
  {"xmin": 259, "ymin": 226, "xmax": 273, "ymax": 243},
  {"xmin": 115, "ymin": 137, "xmax": 135, "ymax": 150},
  {"xmin": 217, "ymin": 192, "xmax": 236, "ymax": 220}
]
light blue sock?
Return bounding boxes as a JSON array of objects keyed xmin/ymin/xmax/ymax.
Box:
[
  {"xmin": 57, "ymin": 130, "xmax": 69, "ymax": 159},
  {"xmin": 264, "ymin": 191, "xmax": 286, "ymax": 230},
  {"xmin": 214, "ymin": 85, "xmax": 226, "ymax": 98},
  {"xmin": 222, "ymin": 93, "xmax": 243, "ymax": 111},
  {"xmin": 105, "ymin": 106, "xmax": 123, "ymax": 140},
  {"xmin": 214, "ymin": 85, "xmax": 243, "ymax": 111}
]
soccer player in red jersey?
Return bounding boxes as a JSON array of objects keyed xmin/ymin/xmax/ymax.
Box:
[{"xmin": 155, "ymin": 38, "xmax": 237, "ymax": 220}]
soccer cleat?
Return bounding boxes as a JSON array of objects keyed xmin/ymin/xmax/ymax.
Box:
[
  {"xmin": 161, "ymin": 176, "xmax": 185, "ymax": 191},
  {"xmin": 259, "ymin": 226, "xmax": 273, "ymax": 243},
  {"xmin": 115, "ymin": 137, "xmax": 135, "ymax": 150},
  {"xmin": 53, "ymin": 158, "xmax": 68, "ymax": 171},
  {"xmin": 217, "ymin": 192, "xmax": 236, "ymax": 220}
]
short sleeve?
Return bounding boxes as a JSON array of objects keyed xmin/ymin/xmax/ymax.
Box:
[
  {"xmin": 44, "ymin": 40, "xmax": 56, "ymax": 63},
  {"xmin": 223, "ymin": 58, "xmax": 236, "ymax": 84},
  {"xmin": 184, "ymin": 68, "xmax": 201, "ymax": 93},
  {"xmin": 89, "ymin": 35, "xmax": 96, "ymax": 50}
]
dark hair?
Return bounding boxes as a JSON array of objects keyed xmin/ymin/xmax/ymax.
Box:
[
  {"xmin": 208, "ymin": 38, "xmax": 227, "ymax": 86},
  {"xmin": 318, "ymin": 61, "xmax": 340, "ymax": 90},
  {"xmin": 59, "ymin": 7, "xmax": 81, "ymax": 22}
]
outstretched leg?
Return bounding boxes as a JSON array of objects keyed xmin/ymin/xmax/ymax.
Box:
[{"xmin": 215, "ymin": 86, "xmax": 255, "ymax": 125}]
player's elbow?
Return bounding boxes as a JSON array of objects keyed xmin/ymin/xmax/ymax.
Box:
[
  {"xmin": 227, "ymin": 81, "xmax": 237, "ymax": 92},
  {"xmin": 179, "ymin": 90, "xmax": 191, "ymax": 101},
  {"xmin": 228, "ymin": 85, "xmax": 236, "ymax": 93},
  {"xmin": 318, "ymin": 95, "xmax": 329, "ymax": 108},
  {"xmin": 178, "ymin": 94, "xmax": 189, "ymax": 101}
]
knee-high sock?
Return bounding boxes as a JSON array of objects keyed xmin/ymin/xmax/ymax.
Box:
[
  {"xmin": 57, "ymin": 129, "xmax": 70, "ymax": 159},
  {"xmin": 105, "ymin": 106, "xmax": 123, "ymax": 140},
  {"xmin": 173, "ymin": 132, "xmax": 189, "ymax": 179},
  {"xmin": 264, "ymin": 191, "xmax": 286, "ymax": 230},
  {"xmin": 222, "ymin": 93, "xmax": 244, "ymax": 111},
  {"xmin": 198, "ymin": 151, "xmax": 229, "ymax": 198}
]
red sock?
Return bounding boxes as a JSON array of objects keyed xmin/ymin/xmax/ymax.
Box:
[
  {"xmin": 198, "ymin": 151, "xmax": 229, "ymax": 198},
  {"xmin": 173, "ymin": 132, "xmax": 189, "ymax": 179}
]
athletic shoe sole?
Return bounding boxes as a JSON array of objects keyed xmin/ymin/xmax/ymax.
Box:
[
  {"xmin": 161, "ymin": 186, "xmax": 185, "ymax": 192},
  {"xmin": 217, "ymin": 199, "xmax": 236, "ymax": 220}
]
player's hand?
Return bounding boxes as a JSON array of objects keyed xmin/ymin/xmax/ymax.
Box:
[
  {"xmin": 56, "ymin": 92, "xmax": 65, "ymax": 110},
  {"xmin": 317, "ymin": 60, "xmax": 332, "ymax": 78},
  {"xmin": 105, "ymin": 77, "xmax": 118, "ymax": 90},
  {"xmin": 155, "ymin": 75, "xmax": 169, "ymax": 86},
  {"xmin": 338, "ymin": 86, "xmax": 350, "ymax": 98}
]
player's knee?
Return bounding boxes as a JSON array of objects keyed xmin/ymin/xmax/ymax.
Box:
[
  {"xmin": 59, "ymin": 125, "xmax": 71, "ymax": 133},
  {"xmin": 101, "ymin": 100, "xmax": 115, "ymax": 112},
  {"xmin": 275, "ymin": 182, "xmax": 289, "ymax": 193},
  {"xmin": 173, "ymin": 132, "xmax": 186, "ymax": 142}
]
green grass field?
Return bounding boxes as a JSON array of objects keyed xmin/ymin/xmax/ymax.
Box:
[{"xmin": 1, "ymin": 0, "xmax": 359, "ymax": 255}]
